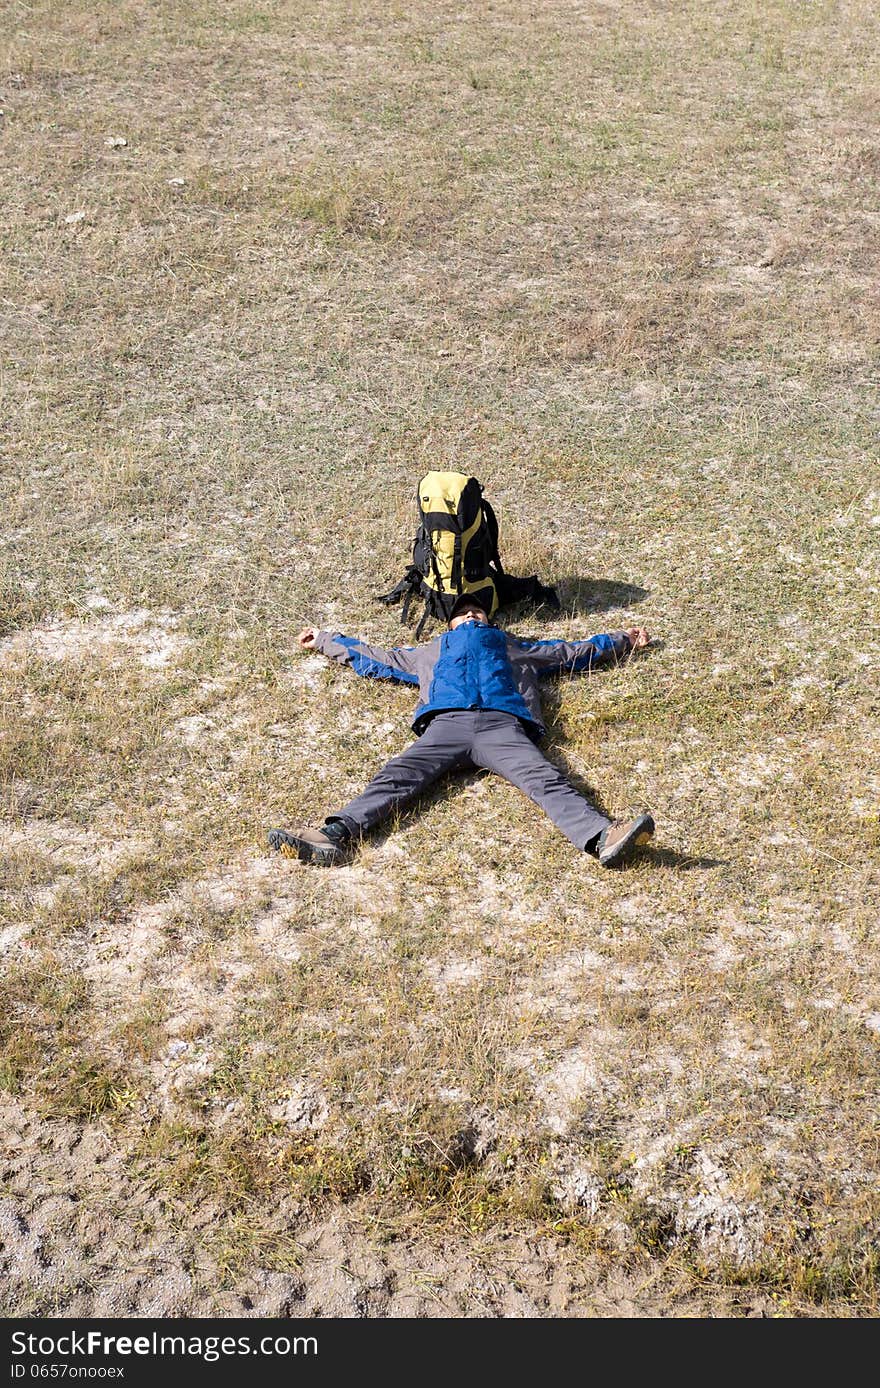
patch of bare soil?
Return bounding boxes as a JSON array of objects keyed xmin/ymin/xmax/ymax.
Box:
[{"xmin": 1, "ymin": 1094, "xmax": 773, "ymax": 1317}]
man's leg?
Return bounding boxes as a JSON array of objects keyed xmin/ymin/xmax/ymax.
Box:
[
  {"xmin": 468, "ymin": 711, "xmax": 611, "ymax": 851},
  {"xmin": 331, "ymin": 712, "xmax": 473, "ymax": 838},
  {"xmin": 269, "ymin": 712, "xmax": 476, "ymax": 861}
]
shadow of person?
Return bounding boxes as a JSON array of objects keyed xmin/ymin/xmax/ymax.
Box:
[
  {"xmin": 552, "ymin": 576, "xmax": 649, "ymax": 617},
  {"xmin": 640, "ymin": 846, "xmax": 727, "ymax": 871}
]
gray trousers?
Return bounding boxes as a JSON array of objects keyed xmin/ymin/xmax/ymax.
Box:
[{"xmin": 331, "ymin": 709, "xmax": 610, "ymax": 850}]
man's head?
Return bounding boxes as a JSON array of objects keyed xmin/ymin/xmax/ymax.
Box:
[{"xmin": 448, "ymin": 592, "xmax": 492, "ymax": 630}]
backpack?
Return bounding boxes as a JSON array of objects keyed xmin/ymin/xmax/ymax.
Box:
[{"xmin": 377, "ymin": 470, "xmax": 560, "ymax": 636}]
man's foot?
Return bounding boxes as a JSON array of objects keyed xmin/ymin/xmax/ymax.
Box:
[
  {"xmin": 594, "ymin": 813, "xmax": 655, "ymax": 868},
  {"xmin": 267, "ymin": 825, "xmax": 350, "ymax": 866}
]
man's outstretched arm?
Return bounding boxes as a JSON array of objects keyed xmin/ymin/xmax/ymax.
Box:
[
  {"xmin": 298, "ymin": 626, "xmax": 421, "ymax": 684},
  {"xmin": 514, "ymin": 626, "xmax": 650, "ymax": 676}
]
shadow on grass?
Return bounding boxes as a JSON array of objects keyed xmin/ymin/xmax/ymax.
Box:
[
  {"xmin": 640, "ymin": 845, "xmax": 727, "ymax": 871},
  {"xmin": 496, "ymin": 575, "xmax": 649, "ymax": 632},
  {"xmin": 554, "ymin": 576, "xmax": 649, "ymax": 616}
]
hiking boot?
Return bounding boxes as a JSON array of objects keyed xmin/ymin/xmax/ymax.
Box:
[
  {"xmin": 267, "ymin": 824, "xmax": 350, "ymax": 866},
  {"xmin": 595, "ymin": 813, "xmax": 655, "ymax": 868}
]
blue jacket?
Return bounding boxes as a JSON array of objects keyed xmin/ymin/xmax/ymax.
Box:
[{"xmin": 313, "ymin": 621, "xmax": 632, "ymax": 740}]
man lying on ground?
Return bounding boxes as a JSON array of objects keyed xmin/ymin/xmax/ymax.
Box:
[{"xmin": 269, "ymin": 593, "xmax": 655, "ymax": 868}]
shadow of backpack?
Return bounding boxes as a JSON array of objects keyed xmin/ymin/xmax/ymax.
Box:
[{"xmin": 376, "ymin": 471, "xmax": 560, "ymax": 637}]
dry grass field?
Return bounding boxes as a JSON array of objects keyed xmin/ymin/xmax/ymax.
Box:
[{"xmin": 2, "ymin": 0, "xmax": 879, "ymax": 1317}]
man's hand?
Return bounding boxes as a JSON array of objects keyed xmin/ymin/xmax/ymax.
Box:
[
  {"xmin": 298, "ymin": 627, "xmax": 319, "ymax": 650},
  {"xmin": 626, "ymin": 627, "xmax": 650, "ymax": 651}
]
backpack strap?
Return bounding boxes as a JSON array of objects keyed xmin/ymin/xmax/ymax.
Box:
[
  {"xmin": 414, "ymin": 600, "xmax": 431, "ymax": 640},
  {"xmin": 482, "ymin": 498, "xmax": 504, "ymax": 574},
  {"xmin": 375, "ymin": 564, "xmax": 426, "ymax": 625},
  {"xmin": 427, "ymin": 536, "xmax": 447, "ymax": 596},
  {"xmin": 451, "ymin": 531, "xmax": 463, "ymax": 593},
  {"xmin": 375, "ymin": 565, "xmax": 421, "ymax": 605}
]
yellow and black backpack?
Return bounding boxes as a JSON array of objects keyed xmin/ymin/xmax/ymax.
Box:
[{"xmin": 377, "ymin": 471, "xmax": 559, "ymax": 636}]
